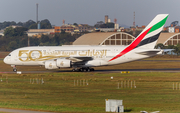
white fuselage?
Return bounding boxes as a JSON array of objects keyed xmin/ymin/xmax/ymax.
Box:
[{"xmin": 4, "ymin": 45, "xmax": 159, "ymax": 68}]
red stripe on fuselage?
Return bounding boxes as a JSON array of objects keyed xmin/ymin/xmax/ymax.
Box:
[{"xmin": 109, "ymin": 27, "xmax": 152, "ymax": 62}]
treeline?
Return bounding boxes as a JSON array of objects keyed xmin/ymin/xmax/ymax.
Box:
[
  {"xmin": 94, "ymin": 21, "xmax": 114, "ymax": 28},
  {"xmin": 0, "ymin": 19, "xmax": 52, "ymax": 30},
  {"xmin": 155, "ymin": 43, "xmax": 180, "ymax": 55},
  {"xmin": 0, "ymin": 27, "xmax": 82, "ymax": 51}
]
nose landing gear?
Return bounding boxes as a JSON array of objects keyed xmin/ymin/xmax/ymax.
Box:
[
  {"xmin": 13, "ymin": 68, "xmax": 17, "ymax": 72},
  {"xmin": 11, "ymin": 65, "xmax": 17, "ymax": 72}
]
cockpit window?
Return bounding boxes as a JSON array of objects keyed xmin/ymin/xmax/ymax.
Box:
[{"xmin": 8, "ymin": 54, "xmax": 11, "ymax": 56}]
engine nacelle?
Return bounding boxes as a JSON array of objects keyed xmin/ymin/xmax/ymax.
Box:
[
  {"xmin": 45, "ymin": 59, "xmax": 72, "ymax": 69},
  {"xmin": 45, "ymin": 60, "xmax": 58, "ymax": 69},
  {"xmin": 56, "ymin": 59, "xmax": 71, "ymax": 68}
]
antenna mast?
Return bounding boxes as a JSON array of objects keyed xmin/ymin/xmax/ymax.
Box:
[
  {"xmin": 133, "ymin": 12, "xmax": 135, "ymax": 27},
  {"xmin": 133, "ymin": 12, "xmax": 136, "ymax": 36},
  {"xmin": 36, "ymin": 3, "xmax": 38, "ymax": 23}
]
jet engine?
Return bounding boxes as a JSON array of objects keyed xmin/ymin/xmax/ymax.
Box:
[
  {"xmin": 56, "ymin": 59, "xmax": 71, "ymax": 68},
  {"xmin": 45, "ymin": 60, "xmax": 58, "ymax": 69},
  {"xmin": 45, "ymin": 59, "xmax": 72, "ymax": 69}
]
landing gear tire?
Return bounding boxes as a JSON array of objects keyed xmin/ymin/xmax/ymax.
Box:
[
  {"xmin": 90, "ymin": 68, "xmax": 94, "ymax": 71},
  {"xmin": 11, "ymin": 65, "xmax": 17, "ymax": 72},
  {"xmin": 72, "ymin": 68, "xmax": 79, "ymax": 72},
  {"xmin": 72, "ymin": 67, "xmax": 94, "ymax": 72},
  {"xmin": 13, "ymin": 68, "xmax": 17, "ymax": 72},
  {"xmin": 87, "ymin": 68, "xmax": 91, "ymax": 72},
  {"xmin": 72, "ymin": 69, "xmax": 75, "ymax": 72}
]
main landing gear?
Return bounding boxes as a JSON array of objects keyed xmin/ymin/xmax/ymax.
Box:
[
  {"xmin": 11, "ymin": 65, "xmax": 17, "ymax": 72},
  {"xmin": 72, "ymin": 67, "xmax": 94, "ymax": 72}
]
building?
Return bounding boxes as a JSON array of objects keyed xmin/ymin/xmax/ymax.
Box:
[
  {"xmin": 27, "ymin": 29, "xmax": 54, "ymax": 37},
  {"xmin": 0, "ymin": 30, "xmax": 4, "ymax": 36},
  {"xmin": 157, "ymin": 33, "xmax": 180, "ymax": 46},
  {"xmin": 54, "ymin": 24, "xmax": 94, "ymax": 33},
  {"xmin": 105, "ymin": 15, "xmax": 108, "ymax": 24},
  {"xmin": 78, "ymin": 24, "xmax": 94, "ymax": 32},
  {"xmin": 95, "ymin": 28, "xmax": 115, "ymax": 32},
  {"xmin": 73, "ymin": 32, "xmax": 135, "ymax": 45},
  {"xmin": 73, "ymin": 32, "xmax": 180, "ymax": 46},
  {"xmin": 54, "ymin": 25, "xmax": 75, "ymax": 33}
]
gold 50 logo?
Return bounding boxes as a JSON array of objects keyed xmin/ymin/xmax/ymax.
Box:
[{"xmin": 19, "ymin": 50, "xmax": 43, "ymax": 61}]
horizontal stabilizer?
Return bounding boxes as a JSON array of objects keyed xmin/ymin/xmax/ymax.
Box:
[
  {"xmin": 162, "ymin": 49, "xmax": 174, "ymax": 52},
  {"xmin": 136, "ymin": 49, "xmax": 161, "ymax": 55}
]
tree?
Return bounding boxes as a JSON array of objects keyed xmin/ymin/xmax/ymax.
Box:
[
  {"xmin": 167, "ymin": 45, "xmax": 174, "ymax": 49},
  {"xmin": 19, "ymin": 37, "xmax": 28, "ymax": 47},
  {"xmin": 23, "ymin": 20, "xmax": 36, "ymax": 28},
  {"xmin": 104, "ymin": 22, "xmax": 114, "ymax": 28},
  {"xmin": 29, "ymin": 23, "xmax": 37, "ymax": 29},
  {"xmin": 155, "ymin": 43, "xmax": 165, "ymax": 49},
  {"xmin": 29, "ymin": 37, "xmax": 40, "ymax": 46},
  {"xmin": 173, "ymin": 44, "xmax": 180, "ymax": 56},
  {"xmin": 7, "ymin": 41, "xmax": 17, "ymax": 51},
  {"xmin": 0, "ymin": 21, "xmax": 16, "ymax": 29},
  {"xmin": 51, "ymin": 34, "xmax": 60, "ymax": 45},
  {"xmin": 61, "ymin": 29, "xmax": 66, "ymax": 34},
  {"xmin": 4, "ymin": 27, "xmax": 15, "ymax": 36},
  {"xmin": 94, "ymin": 21, "xmax": 114, "ymax": 28},
  {"xmin": 14, "ymin": 27, "xmax": 28, "ymax": 36},
  {"xmin": 40, "ymin": 19, "xmax": 52, "ymax": 29},
  {"xmin": 94, "ymin": 21, "xmax": 104, "ymax": 28},
  {"xmin": 4, "ymin": 27, "xmax": 28, "ymax": 36},
  {"xmin": 41, "ymin": 34, "xmax": 49, "ymax": 43},
  {"xmin": 73, "ymin": 23, "xmax": 78, "ymax": 26},
  {"xmin": 17, "ymin": 22, "xmax": 23, "ymax": 26}
]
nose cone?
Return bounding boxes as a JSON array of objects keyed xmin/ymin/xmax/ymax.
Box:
[
  {"xmin": 3, "ymin": 56, "xmax": 7, "ymax": 64},
  {"xmin": 3, "ymin": 56, "xmax": 9, "ymax": 64}
]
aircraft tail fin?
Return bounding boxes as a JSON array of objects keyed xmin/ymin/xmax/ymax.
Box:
[
  {"xmin": 132, "ymin": 14, "xmax": 169, "ymax": 49},
  {"xmin": 109, "ymin": 14, "xmax": 168, "ymax": 62}
]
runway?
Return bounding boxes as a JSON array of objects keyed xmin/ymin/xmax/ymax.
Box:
[
  {"xmin": 0, "ymin": 108, "xmax": 58, "ymax": 113},
  {"xmin": 1, "ymin": 59, "xmax": 180, "ymax": 74},
  {"xmin": 96, "ymin": 68, "xmax": 180, "ymax": 73},
  {"xmin": 1, "ymin": 68, "xmax": 180, "ymax": 74}
]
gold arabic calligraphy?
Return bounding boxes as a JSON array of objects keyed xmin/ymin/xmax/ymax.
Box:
[
  {"xmin": 19, "ymin": 49, "xmax": 107, "ymax": 62},
  {"xmin": 43, "ymin": 49, "xmax": 107, "ymax": 57}
]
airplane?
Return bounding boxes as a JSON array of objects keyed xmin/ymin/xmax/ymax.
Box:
[{"xmin": 4, "ymin": 14, "xmax": 169, "ymax": 72}]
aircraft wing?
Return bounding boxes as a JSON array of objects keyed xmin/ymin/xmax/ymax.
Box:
[
  {"xmin": 38, "ymin": 56, "xmax": 93, "ymax": 66},
  {"xmin": 68, "ymin": 57, "xmax": 93, "ymax": 62},
  {"xmin": 136, "ymin": 49, "xmax": 174, "ymax": 55},
  {"xmin": 66, "ymin": 56, "xmax": 94, "ymax": 66}
]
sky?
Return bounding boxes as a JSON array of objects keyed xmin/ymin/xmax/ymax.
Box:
[{"xmin": 0, "ymin": 0, "xmax": 180, "ymax": 27}]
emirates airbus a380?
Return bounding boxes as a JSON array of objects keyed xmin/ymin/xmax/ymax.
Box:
[{"xmin": 4, "ymin": 14, "xmax": 168, "ymax": 72}]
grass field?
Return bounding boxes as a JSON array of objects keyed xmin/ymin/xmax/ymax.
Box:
[
  {"xmin": 1, "ymin": 72, "xmax": 180, "ymax": 113},
  {"xmin": 1, "ymin": 52, "xmax": 180, "ymax": 113}
]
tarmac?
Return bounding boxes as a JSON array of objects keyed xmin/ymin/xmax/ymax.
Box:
[{"xmin": 0, "ymin": 108, "xmax": 59, "ymax": 113}]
